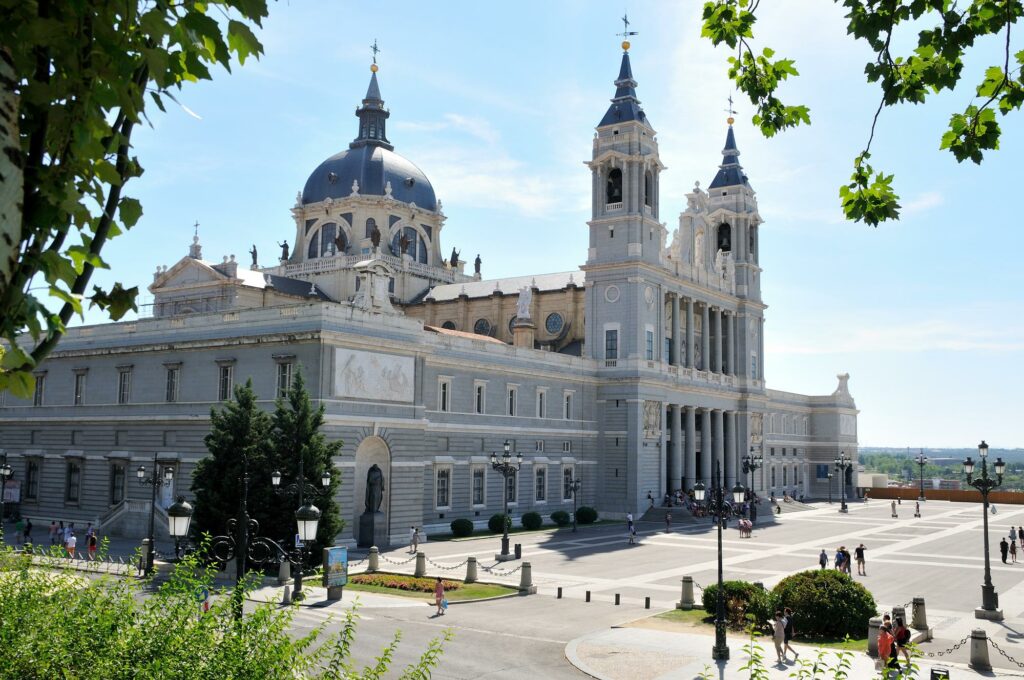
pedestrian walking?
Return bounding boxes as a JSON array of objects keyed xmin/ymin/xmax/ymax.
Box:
[
  {"xmin": 627, "ymin": 512, "xmax": 636, "ymax": 545},
  {"xmin": 783, "ymin": 607, "xmax": 799, "ymax": 660},
  {"xmin": 647, "ymin": 491, "xmax": 654, "ymax": 508},
  {"xmin": 855, "ymin": 543, "xmax": 867, "ymax": 576},
  {"xmin": 49, "ymin": 520, "xmax": 58, "ymax": 546},
  {"xmin": 1011, "ymin": 527, "xmax": 1018, "ymax": 544},
  {"xmin": 914, "ymin": 502, "xmax": 920, "ymax": 518},
  {"xmin": 894, "ymin": 617, "xmax": 912, "ymax": 669},
  {"xmin": 891, "ymin": 500, "xmax": 898, "ymax": 518},
  {"xmin": 87, "ymin": 532, "xmax": 98, "ymax": 560},
  {"xmin": 665, "ymin": 511, "xmax": 672, "ymax": 532},
  {"xmin": 772, "ymin": 611, "xmax": 787, "ymax": 664},
  {"xmin": 14, "ymin": 517, "xmax": 24, "ymax": 546},
  {"xmin": 1011, "ymin": 539, "xmax": 1018, "ymax": 564},
  {"xmin": 834, "ymin": 547, "xmax": 845, "ymax": 572},
  {"xmin": 434, "ymin": 577, "xmax": 446, "ymax": 616},
  {"xmin": 409, "ymin": 526, "xmax": 418, "ymax": 553},
  {"xmin": 1018, "ymin": 526, "xmax": 1023, "ymax": 545},
  {"xmin": 24, "ymin": 518, "xmax": 32, "ymax": 544},
  {"xmin": 66, "ymin": 531, "xmax": 77, "ymax": 558},
  {"xmin": 1000, "ymin": 537, "xmax": 1009, "ymax": 563},
  {"xmin": 841, "ymin": 546, "xmax": 853, "ymax": 575},
  {"xmin": 878, "ymin": 622, "xmax": 899, "ymax": 675},
  {"xmin": 819, "ymin": 549, "xmax": 829, "ymax": 569}
]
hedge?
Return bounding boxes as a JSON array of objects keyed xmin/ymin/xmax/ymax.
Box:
[
  {"xmin": 701, "ymin": 580, "xmax": 776, "ymax": 628},
  {"xmin": 550, "ymin": 510, "xmax": 571, "ymax": 526},
  {"xmin": 772, "ymin": 570, "xmax": 877, "ymax": 637},
  {"xmin": 576, "ymin": 506, "xmax": 598, "ymax": 524},
  {"xmin": 350, "ymin": 573, "xmax": 461, "ymax": 593},
  {"xmin": 521, "ymin": 511, "xmax": 543, "ymax": 530},
  {"xmin": 449, "ymin": 518, "xmax": 474, "ymax": 537},
  {"xmin": 487, "ymin": 513, "xmax": 511, "ymax": 533}
]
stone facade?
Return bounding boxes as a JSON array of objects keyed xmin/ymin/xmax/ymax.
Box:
[{"xmin": 0, "ymin": 45, "xmax": 857, "ymax": 547}]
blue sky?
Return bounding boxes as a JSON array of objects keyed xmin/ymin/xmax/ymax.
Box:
[{"xmin": 83, "ymin": 1, "xmax": 1024, "ymax": 448}]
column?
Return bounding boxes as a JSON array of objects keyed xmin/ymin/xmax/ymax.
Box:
[
  {"xmin": 759, "ymin": 317, "xmax": 765, "ymax": 381},
  {"xmin": 700, "ymin": 408, "xmax": 712, "ymax": 485},
  {"xmin": 670, "ymin": 294, "xmax": 681, "ymax": 367},
  {"xmin": 713, "ymin": 409, "xmax": 725, "ymax": 482},
  {"xmin": 701, "ymin": 303, "xmax": 710, "ymax": 372},
  {"xmin": 713, "ymin": 308, "xmax": 723, "ymax": 374},
  {"xmin": 725, "ymin": 312, "xmax": 735, "ymax": 376},
  {"xmin": 670, "ymin": 405, "xmax": 683, "ymax": 491},
  {"xmin": 685, "ymin": 406, "xmax": 697, "ymax": 489},
  {"xmin": 725, "ymin": 411, "xmax": 737, "ymax": 487},
  {"xmin": 685, "ymin": 297, "xmax": 695, "ymax": 369}
]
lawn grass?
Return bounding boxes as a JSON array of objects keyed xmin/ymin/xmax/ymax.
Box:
[
  {"xmin": 795, "ymin": 635, "xmax": 867, "ymax": 652},
  {"xmin": 651, "ymin": 609, "xmax": 867, "ymax": 652},
  {"xmin": 654, "ymin": 608, "xmax": 715, "ymax": 625},
  {"xmin": 345, "ymin": 581, "xmax": 517, "ymax": 601}
]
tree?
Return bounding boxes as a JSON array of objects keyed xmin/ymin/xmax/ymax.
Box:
[
  {"xmin": 700, "ymin": 0, "xmax": 1024, "ymax": 226},
  {"xmin": 0, "ymin": 1, "xmax": 268, "ymax": 398},
  {"xmin": 191, "ymin": 379, "xmax": 274, "ymax": 540},
  {"xmin": 268, "ymin": 368, "xmax": 344, "ymax": 555}
]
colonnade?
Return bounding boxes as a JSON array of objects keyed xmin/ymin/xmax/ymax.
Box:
[
  {"xmin": 667, "ymin": 293, "xmax": 740, "ymax": 375},
  {"xmin": 665, "ymin": 405, "xmax": 743, "ymax": 492}
]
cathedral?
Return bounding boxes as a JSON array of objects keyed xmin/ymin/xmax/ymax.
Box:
[{"xmin": 0, "ymin": 40, "xmax": 858, "ymax": 546}]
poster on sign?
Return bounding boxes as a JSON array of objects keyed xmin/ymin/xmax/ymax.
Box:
[{"xmin": 323, "ymin": 546, "xmax": 348, "ymax": 588}]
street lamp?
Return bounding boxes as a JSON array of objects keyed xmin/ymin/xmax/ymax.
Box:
[
  {"xmin": 834, "ymin": 452, "xmax": 852, "ymax": 513},
  {"xmin": 964, "ymin": 440, "xmax": 1005, "ymax": 620},
  {"xmin": 490, "ymin": 440, "xmax": 522, "ymax": 559},
  {"xmin": 271, "ymin": 456, "xmax": 332, "ymax": 601},
  {"xmin": 0, "ymin": 455, "xmax": 12, "ymax": 528},
  {"xmin": 693, "ymin": 458, "xmax": 745, "ymax": 661},
  {"xmin": 167, "ymin": 496, "xmax": 194, "ymax": 558},
  {"xmin": 136, "ymin": 454, "xmax": 174, "ymax": 575},
  {"xmin": 916, "ymin": 450, "xmax": 928, "ymax": 501},
  {"xmin": 742, "ymin": 447, "xmax": 763, "ymax": 501},
  {"xmin": 569, "ymin": 477, "xmax": 582, "ymax": 532}
]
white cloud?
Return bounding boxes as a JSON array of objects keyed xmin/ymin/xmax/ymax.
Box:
[{"xmin": 902, "ymin": 191, "xmax": 944, "ymax": 216}]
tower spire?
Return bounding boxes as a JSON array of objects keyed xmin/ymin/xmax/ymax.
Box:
[
  {"xmin": 708, "ymin": 110, "xmax": 749, "ymax": 190},
  {"xmin": 598, "ymin": 17, "xmax": 649, "ymax": 128},
  {"xmin": 351, "ymin": 43, "xmax": 392, "ymax": 150}
]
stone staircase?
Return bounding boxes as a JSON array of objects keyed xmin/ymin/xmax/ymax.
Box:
[{"xmin": 640, "ymin": 505, "xmax": 697, "ymax": 524}]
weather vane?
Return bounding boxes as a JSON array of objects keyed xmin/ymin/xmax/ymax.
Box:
[
  {"xmin": 617, "ymin": 13, "xmax": 638, "ymax": 40},
  {"xmin": 370, "ymin": 39, "xmax": 380, "ymax": 65},
  {"xmin": 725, "ymin": 94, "xmax": 737, "ymax": 123},
  {"xmin": 193, "ymin": 220, "xmax": 199, "ymax": 239}
]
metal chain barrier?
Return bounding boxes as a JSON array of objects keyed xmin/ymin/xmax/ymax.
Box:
[
  {"xmin": 425, "ymin": 556, "xmax": 469, "ymax": 571},
  {"xmin": 377, "ymin": 552, "xmax": 417, "ymax": 565},
  {"xmin": 988, "ymin": 638, "xmax": 1024, "ymax": 669},
  {"xmin": 924, "ymin": 635, "xmax": 971, "ymax": 658},
  {"xmin": 347, "ymin": 555, "xmax": 367, "ymax": 566},
  {"xmin": 478, "ymin": 563, "xmax": 523, "ymax": 576},
  {"xmin": 693, "ymin": 580, "xmax": 704, "ymax": 593}
]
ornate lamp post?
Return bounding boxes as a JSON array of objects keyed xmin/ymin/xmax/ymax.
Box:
[
  {"xmin": 964, "ymin": 440, "xmax": 1005, "ymax": 620},
  {"xmin": 827, "ymin": 472, "xmax": 834, "ymax": 504},
  {"xmin": 916, "ymin": 450, "xmax": 928, "ymax": 501},
  {"xmin": 136, "ymin": 455, "xmax": 174, "ymax": 575},
  {"xmin": 0, "ymin": 454, "xmax": 12, "ymax": 526},
  {"xmin": 569, "ymin": 477, "xmax": 582, "ymax": 532},
  {"xmin": 167, "ymin": 496, "xmax": 194, "ymax": 558},
  {"xmin": 490, "ymin": 440, "xmax": 522, "ymax": 559},
  {"xmin": 693, "ymin": 458, "xmax": 745, "ymax": 661},
  {"xmin": 271, "ymin": 458, "xmax": 331, "ymax": 601},
  {"xmin": 742, "ymin": 447, "xmax": 763, "ymax": 500},
  {"xmin": 834, "ymin": 452, "xmax": 852, "ymax": 513}
]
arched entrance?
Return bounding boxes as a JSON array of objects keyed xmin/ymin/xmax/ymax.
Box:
[{"xmin": 353, "ymin": 436, "xmax": 391, "ymax": 544}]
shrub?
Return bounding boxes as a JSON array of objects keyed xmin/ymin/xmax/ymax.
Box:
[
  {"xmin": 772, "ymin": 569, "xmax": 877, "ymax": 638},
  {"xmin": 350, "ymin": 573, "xmax": 461, "ymax": 593},
  {"xmin": 521, "ymin": 511, "xmax": 543, "ymax": 530},
  {"xmin": 450, "ymin": 518, "xmax": 474, "ymax": 537},
  {"xmin": 701, "ymin": 580, "xmax": 776, "ymax": 629},
  {"xmin": 550, "ymin": 510, "xmax": 571, "ymax": 526},
  {"xmin": 488, "ymin": 513, "xmax": 511, "ymax": 533},
  {"xmin": 576, "ymin": 506, "xmax": 598, "ymax": 524}
]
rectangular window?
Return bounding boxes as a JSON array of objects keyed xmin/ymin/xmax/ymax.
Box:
[
  {"xmin": 562, "ymin": 441, "xmax": 572, "ymax": 453},
  {"xmin": 438, "ymin": 378, "xmax": 451, "ymax": 412},
  {"xmin": 435, "ymin": 466, "xmax": 451, "ymax": 508},
  {"xmin": 605, "ymin": 330, "xmax": 618, "ymax": 360},
  {"xmin": 110, "ymin": 464, "xmax": 126, "ymax": 504},
  {"xmin": 536, "ymin": 389, "xmax": 546, "ymax": 418},
  {"xmin": 770, "ymin": 467, "xmax": 776, "ymax": 487},
  {"xmin": 563, "ymin": 466, "xmax": 575, "ymax": 500},
  {"xmin": 65, "ymin": 461, "xmax": 81, "ymax": 503},
  {"xmin": 73, "ymin": 373, "xmax": 86, "ymax": 406},
  {"xmin": 535, "ymin": 467, "xmax": 547, "ymax": 502},
  {"xmin": 563, "ymin": 391, "xmax": 573, "ymax": 420},
  {"xmin": 646, "ymin": 329, "xmax": 654, "ymax": 360},
  {"xmin": 506, "ymin": 470, "xmax": 518, "ymax": 503},
  {"xmin": 507, "ymin": 386, "xmax": 517, "ymax": 416},
  {"xmin": 165, "ymin": 367, "xmax": 180, "ymax": 403},
  {"xmin": 276, "ymin": 362, "xmax": 293, "ymax": 398},
  {"xmin": 535, "ymin": 440, "xmax": 544, "ymax": 452},
  {"xmin": 751, "ymin": 354, "xmax": 758, "ymax": 379},
  {"xmin": 117, "ymin": 369, "xmax": 132, "ymax": 405},
  {"xmin": 25, "ymin": 460, "xmax": 39, "ymax": 500},
  {"xmin": 816, "ymin": 464, "xmax": 829, "ymax": 480},
  {"xmin": 218, "ymin": 364, "xmax": 234, "ymax": 401},
  {"xmin": 475, "ymin": 383, "xmax": 486, "ymax": 414},
  {"xmin": 783, "ymin": 467, "xmax": 788, "ymax": 485},
  {"xmin": 33, "ymin": 374, "xmax": 45, "ymax": 406},
  {"xmin": 472, "ymin": 466, "xmax": 485, "ymax": 506},
  {"xmin": 770, "ymin": 447, "xmax": 775, "ymax": 457}
]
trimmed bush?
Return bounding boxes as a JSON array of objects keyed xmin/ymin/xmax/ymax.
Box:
[
  {"xmin": 488, "ymin": 513, "xmax": 511, "ymax": 533},
  {"xmin": 550, "ymin": 510, "xmax": 571, "ymax": 527},
  {"xmin": 772, "ymin": 569, "xmax": 877, "ymax": 638},
  {"xmin": 576, "ymin": 506, "xmax": 598, "ymax": 524},
  {"xmin": 701, "ymin": 580, "xmax": 776, "ymax": 629},
  {"xmin": 450, "ymin": 518, "xmax": 474, "ymax": 537},
  {"xmin": 521, "ymin": 511, "xmax": 543, "ymax": 530}
]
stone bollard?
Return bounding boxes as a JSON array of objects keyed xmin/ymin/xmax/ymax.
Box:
[
  {"xmin": 970, "ymin": 628, "xmax": 992, "ymax": 671},
  {"xmin": 278, "ymin": 560, "xmax": 291, "ymax": 585},
  {"xmin": 281, "ymin": 585, "xmax": 292, "ymax": 606},
  {"xmin": 368, "ymin": 546, "xmax": 379, "ymax": 573},
  {"xmin": 677, "ymin": 576, "xmax": 695, "ymax": 610},
  {"xmin": 911, "ymin": 597, "xmax": 928, "ymax": 631},
  {"xmin": 892, "ymin": 605, "xmax": 907, "ymax": 627},
  {"xmin": 414, "ymin": 551, "xmax": 427, "ymax": 578},
  {"xmin": 867, "ymin": 616, "xmax": 882, "ymax": 658},
  {"xmin": 465, "ymin": 557, "xmax": 478, "ymax": 584},
  {"xmin": 519, "ymin": 561, "xmax": 536, "ymax": 594}
]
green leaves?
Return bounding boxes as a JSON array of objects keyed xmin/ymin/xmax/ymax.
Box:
[
  {"xmin": 701, "ymin": 0, "xmax": 756, "ymax": 48},
  {"xmin": 228, "ymin": 20, "xmax": 262, "ymax": 65},
  {"xmin": 941, "ymin": 105, "xmax": 1001, "ymax": 163},
  {"xmin": 729, "ymin": 48, "xmax": 811, "ymax": 138},
  {"xmin": 839, "ymin": 153, "xmax": 901, "ymax": 227}
]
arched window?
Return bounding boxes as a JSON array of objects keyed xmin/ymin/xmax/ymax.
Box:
[
  {"xmin": 717, "ymin": 223, "xmax": 731, "ymax": 252},
  {"xmin": 390, "ymin": 226, "xmax": 428, "ymax": 264},
  {"xmin": 307, "ymin": 222, "xmax": 339, "ymax": 259},
  {"xmin": 606, "ymin": 168, "xmax": 623, "ymax": 204},
  {"xmin": 441, "ymin": 321, "xmax": 457, "ymax": 330},
  {"xmin": 365, "ymin": 218, "xmax": 377, "ymax": 238},
  {"xmin": 644, "ymin": 171, "xmax": 653, "ymax": 207},
  {"xmin": 749, "ymin": 225, "xmax": 757, "ymax": 259}
]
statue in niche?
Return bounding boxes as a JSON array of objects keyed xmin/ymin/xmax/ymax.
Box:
[
  {"xmin": 474, "ymin": 254, "xmax": 481, "ymax": 275},
  {"xmin": 248, "ymin": 244, "xmax": 257, "ymax": 268},
  {"xmin": 516, "ymin": 286, "xmax": 533, "ymax": 320},
  {"xmin": 694, "ymin": 230, "xmax": 704, "ymax": 268},
  {"xmin": 399, "ymin": 234, "xmax": 410, "ymax": 254},
  {"xmin": 277, "ymin": 240, "xmax": 289, "ymax": 261},
  {"xmin": 365, "ymin": 464, "xmax": 384, "ymax": 513},
  {"xmin": 449, "ymin": 248, "xmax": 460, "ymax": 268},
  {"xmin": 370, "ymin": 225, "xmax": 381, "ymax": 248}
]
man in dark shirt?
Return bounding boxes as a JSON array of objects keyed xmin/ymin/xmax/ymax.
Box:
[
  {"xmin": 855, "ymin": 543, "xmax": 867, "ymax": 576},
  {"xmin": 1000, "ymin": 537, "xmax": 1010, "ymax": 564}
]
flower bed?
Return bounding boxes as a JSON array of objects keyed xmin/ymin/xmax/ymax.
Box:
[{"xmin": 349, "ymin": 573, "xmax": 461, "ymax": 593}]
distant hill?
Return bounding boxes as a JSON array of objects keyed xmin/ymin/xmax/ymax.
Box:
[{"xmin": 861, "ymin": 447, "xmax": 1024, "ymax": 464}]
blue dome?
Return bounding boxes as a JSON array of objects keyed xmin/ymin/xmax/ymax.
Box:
[{"xmin": 301, "ymin": 145, "xmax": 437, "ymax": 210}]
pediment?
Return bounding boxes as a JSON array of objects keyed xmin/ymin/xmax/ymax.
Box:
[{"xmin": 149, "ymin": 258, "xmax": 227, "ymax": 293}]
